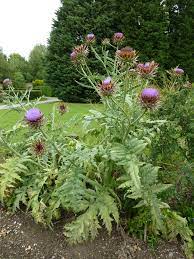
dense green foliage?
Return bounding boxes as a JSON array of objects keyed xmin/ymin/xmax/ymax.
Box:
[
  {"xmin": 0, "ymin": 45, "xmax": 47, "ymax": 88},
  {"xmin": 117, "ymin": 0, "xmax": 169, "ymax": 66},
  {"xmin": 46, "ymin": 0, "xmax": 119, "ymax": 102},
  {"xmin": 0, "ymin": 39, "xmax": 193, "ymax": 258},
  {"xmin": 29, "ymin": 45, "xmax": 47, "ymax": 80},
  {"xmin": 0, "ymin": 49, "xmax": 11, "ymax": 80},
  {"xmin": 8, "ymin": 53, "xmax": 30, "ymax": 81},
  {"xmin": 12, "ymin": 72, "xmax": 26, "ymax": 89},
  {"xmin": 166, "ymin": 0, "xmax": 194, "ymax": 79},
  {"xmin": 47, "ymin": 0, "xmax": 194, "ymax": 102}
]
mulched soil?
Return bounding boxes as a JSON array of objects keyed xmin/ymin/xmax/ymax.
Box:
[{"xmin": 0, "ymin": 206, "xmax": 187, "ymax": 259}]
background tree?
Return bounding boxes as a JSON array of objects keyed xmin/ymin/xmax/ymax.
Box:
[
  {"xmin": 29, "ymin": 44, "xmax": 47, "ymax": 80},
  {"xmin": 12, "ymin": 71, "xmax": 26, "ymax": 89},
  {"xmin": 116, "ymin": 0, "xmax": 169, "ymax": 66},
  {"xmin": 0, "ymin": 48, "xmax": 11, "ymax": 81},
  {"xmin": 47, "ymin": 0, "xmax": 193, "ymax": 102},
  {"xmin": 46, "ymin": 0, "xmax": 119, "ymax": 102},
  {"xmin": 8, "ymin": 53, "xmax": 30, "ymax": 81},
  {"xmin": 166, "ymin": 0, "xmax": 194, "ymax": 80}
]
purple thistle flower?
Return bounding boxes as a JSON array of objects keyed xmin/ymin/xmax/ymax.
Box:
[
  {"xmin": 113, "ymin": 32, "xmax": 124, "ymax": 43},
  {"xmin": 137, "ymin": 61, "xmax": 158, "ymax": 76},
  {"xmin": 174, "ymin": 67, "xmax": 184, "ymax": 75},
  {"xmin": 144, "ymin": 63, "xmax": 150, "ymax": 68},
  {"xmin": 70, "ymin": 51, "xmax": 77, "ymax": 61},
  {"xmin": 140, "ymin": 88, "xmax": 160, "ymax": 108},
  {"xmin": 103, "ymin": 77, "xmax": 112, "ymax": 85},
  {"xmin": 86, "ymin": 33, "xmax": 95, "ymax": 43},
  {"xmin": 25, "ymin": 108, "xmax": 43, "ymax": 128},
  {"xmin": 99, "ymin": 77, "xmax": 114, "ymax": 96},
  {"xmin": 70, "ymin": 45, "xmax": 89, "ymax": 64}
]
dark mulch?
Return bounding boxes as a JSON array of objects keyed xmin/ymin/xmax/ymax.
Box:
[{"xmin": 0, "ymin": 206, "xmax": 186, "ymax": 259}]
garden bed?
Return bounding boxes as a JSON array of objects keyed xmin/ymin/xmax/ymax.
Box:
[{"xmin": 0, "ymin": 206, "xmax": 185, "ymax": 259}]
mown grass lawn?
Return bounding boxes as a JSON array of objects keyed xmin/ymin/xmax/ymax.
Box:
[
  {"xmin": 0, "ymin": 102, "xmax": 102, "ymax": 156},
  {"xmin": 0, "ymin": 102, "xmax": 102, "ymax": 129}
]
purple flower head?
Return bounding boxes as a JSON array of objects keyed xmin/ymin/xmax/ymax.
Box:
[
  {"xmin": 140, "ymin": 88, "xmax": 160, "ymax": 108},
  {"xmin": 103, "ymin": 77, "xmax": 112, "ymax": 85},
  {"xmin": 70, "ymin": 45, "xmax": 89, "ymax": 64},
  {"xmin": 174, "ymin": 67, "xmax": 184, "ymax": 75},
  {"xmin": 115, "ymin": 32, "xmax": 123, "ymax": 38},
  {"xmin": 137, "ymin": 61, "xmax": 158, "ymax": 76},
  {"xmin": 144, "ymin": 62, "xmax": 150, "ymax": 68},
  {"xmin": 86, "ymin": 33, "xmax": 95, "ymax": 43},
  {"xmin": 70, "ymin": 51, "xmax": 77, "ymax": 60},
  {"xmin": 99, "ymin": 77, "xmax": 114, "ymax": 96},
  {"xmin": 25, "ymin": 108, "xmax": 43, "ymax": 128},
  {"xmin": 113, "ymin": 32, "xmax": 124, "ymax": 43}
]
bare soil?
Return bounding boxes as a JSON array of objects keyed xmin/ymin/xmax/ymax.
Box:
[{"xmin": 0, "ymin": 206, "xmax": 186, "ymax": 259}]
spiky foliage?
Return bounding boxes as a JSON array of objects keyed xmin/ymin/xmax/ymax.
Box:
[{"xmin": 0, "ymin": 156, "xmax": 30, "ymax": 203}]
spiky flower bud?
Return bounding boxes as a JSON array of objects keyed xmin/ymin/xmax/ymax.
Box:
[
  {"xmin": 183, "ymin": 81, "xmax": 192, "ymax": 89},
  {"xmin": 25, "ymin": 108, "xmax": 43, "ymax": 128},
  {"xmin": 102, "ymin": 38, "xmax": 110, "ymax": 45},
  {"xmin": 113, "ymin": 32, "xmax": 124, "ymax": 43},
  {"xmin": 99, "ymin": 77, "xmax": 114, "ymax": 96},
  {"xmin": 58, "ymin": 102, "xmax": 68, "ymax": 115},
  {"xmin": 116, "ymin": 47, "xmax": 136, "ymax": 61},
  {"xmin": 137, "ymin": 61, "xmax": 158, "ymax": 76},
  {"xmin": 33, "ymin": 140, "xmax": 45, "ymax": 156},
  {"xmin": 140, "ymin": 88, "xmax": 160, "ymax": 108},
  {"xmin": 70, "ymin": 44, "xmax": 89, "ymax": 64},
  {"xmin": 86, "ymin": 33, "xmax": 95, "ymax": 44}
]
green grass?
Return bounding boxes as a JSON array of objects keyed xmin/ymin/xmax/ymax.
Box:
[
  {"xmin": 0, "ymin": 102, "xmax": 102, "ymax": 156},
  {"xmin": 0, "ymin": 102, "xmax": 102, "ymax": 129}
]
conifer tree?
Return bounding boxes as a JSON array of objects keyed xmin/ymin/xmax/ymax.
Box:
[
  {"xmin": 167, "ymin": 0, "xmax": 194, "ymax": 80},
  {"xmin": 46, "ymin": 0, "xmax": 119, "ymax": 102},
  {"xmin": 116, "ymin": 0, "xmax": 169, "ymax": 65}
]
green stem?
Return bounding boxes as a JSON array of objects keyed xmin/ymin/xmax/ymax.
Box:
[
  {"xmin": 122, "ymin": 110, "xmax": 147, "ymax": 143},
  {"xmin": 80, "ymin": 64, "xmax": 96, "ymax": 89},
  {"xmin": 110, "ymin": 97, "xmax": 130, "ymax": 121},
  {"xmin": 91, "ymin": 46, "xmax": 110, "ymax": 75},
  {"xmin": 0, "ymin": 136, "xmax": 44, "ymax": 169},
  {"xmin": 39, "ymin": 128, "xmax": 61, "ymax": 155},
  {"xmin": 0, "ymin": 137, "xmax": 22, "ymax": 158},
  {"xmin": 131, "ymin": 109, "xmax": 147, "ymax": 125}
]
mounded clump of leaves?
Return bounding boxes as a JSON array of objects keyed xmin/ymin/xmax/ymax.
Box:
[{"xmin": 0, "ymin": 33, "xmax": 193, "ymax": 258}]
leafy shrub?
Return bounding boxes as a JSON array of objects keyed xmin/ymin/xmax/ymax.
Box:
[
  {"xmin": 0, "ymin": 34, "xmax": 193, "ymax": 258},
  {"xmin": 29, "ymin": 90, "xmax": 42, "ymax": 99},
  {"xmin": 41, "ymin": 85, "xmax": 53, "ymax": 97},
  {"xmin": 32, "ymin": 79, "xmax": 44, "ymax": 87},
  {"xmin": 13, "ymin": 72, "xmax": 26, "ymax": 89}
]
